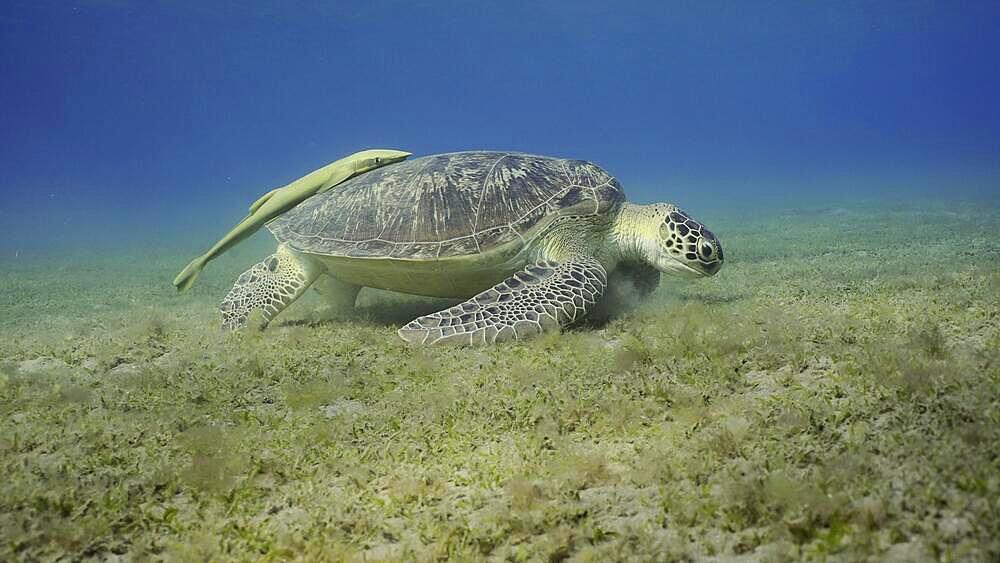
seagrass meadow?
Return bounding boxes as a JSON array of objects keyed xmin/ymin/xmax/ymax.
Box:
[{"xmin": 1, "ymin": 201, "xmax": 997, "ymax": 561}]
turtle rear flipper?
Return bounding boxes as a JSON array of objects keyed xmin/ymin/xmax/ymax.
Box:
[
  {"xmin": 398, "ymin": 258, "xmax": 607, "ymax": 346},
  {"xmin": 220, "ymin": 245, "xmax": 323, "ymax": 330}
]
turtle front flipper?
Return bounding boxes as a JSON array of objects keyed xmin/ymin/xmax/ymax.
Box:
[
  {"xmin": 220, "ymin": 244, "xmax": 322, "ymax": 330},
  {"xmin": 398, "ymin": 258, "xmax": 607, "ymax": 345}
]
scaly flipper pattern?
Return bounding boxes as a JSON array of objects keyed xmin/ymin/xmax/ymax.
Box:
[
  {"xmin": 220, "ymin": 245, "xmax": 321, "ymax": 330},
  {"xmin": 398, "ymin": 257, "xmax": 607, "ymax": 345}
]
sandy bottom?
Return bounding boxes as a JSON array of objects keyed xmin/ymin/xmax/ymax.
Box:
[{"xmin": 1, "ymin": 201, "xmax": 998, "ymax": 560}]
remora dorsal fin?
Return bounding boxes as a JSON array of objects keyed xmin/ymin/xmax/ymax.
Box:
[{"xmin": 249, "ymin": 187, "xmax": 280, "ymax": 214}]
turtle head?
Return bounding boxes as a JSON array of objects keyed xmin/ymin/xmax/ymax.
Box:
[
  {"xmin": 350, "ymin": 149, "xmax": 412, "ymax": 172},
  {"xmin": 619, "ymin": 203, "xmax": 723, "ymax": 278},
  {"xmin": 654, "ymin": 205, "xmax": 723, "ymax": 277}
]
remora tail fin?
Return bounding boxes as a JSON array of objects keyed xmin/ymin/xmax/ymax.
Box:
[{"xmin": 173, "ymin": 255, "xmax": 208, "ymax": 292}]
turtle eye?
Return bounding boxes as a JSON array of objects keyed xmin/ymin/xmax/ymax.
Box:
[
  {"xmin": 375, "ymin": 157, "xmax": 382, "ymax": 164},
  {"xmin": 699, "ymin": 241, "xmax": 714, "ymax": 260}
]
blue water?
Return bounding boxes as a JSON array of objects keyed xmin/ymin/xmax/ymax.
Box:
[{"xmin": 1, "ymin": 1, "xmax": 998, "ymax": 255}]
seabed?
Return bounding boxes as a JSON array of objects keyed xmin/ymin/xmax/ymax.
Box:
[{"xmin": 1, "ymin": 201, "xmax": 997, "ymax": 561}]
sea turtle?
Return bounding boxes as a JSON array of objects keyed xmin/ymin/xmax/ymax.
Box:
[{"xmin": 218, "ymin": 151, "xmax": 723, "ymax": 344}]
